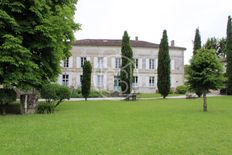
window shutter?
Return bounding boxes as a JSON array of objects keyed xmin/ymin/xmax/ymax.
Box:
[
  {"xmin": 146, "ymin": 59, "xmax": 149, "ymax": 69},
  {"xmin": 58, "ymin": 75, "xmax": 62, "ymax": 85},
  {"xmin": 171, "ymin": 59, "xmax": 175, "ymax": 70},
  {"xmin": 69, "ymin": 57, "xmax": 73, "ymax": 68},
  {"xmin": 171, "ymin": 76, "xmax": 175, "ymax": 87},
  {"xmin": 139, "ymin": 59, "xmax": 143, "ymax": 69},
  {"xmin": 68, "ymin": 73, "xmax": 72, "ymax": 87},
  {"xmin": 94, "ymin": 57, "xmax": 98, "ymax": 68},
  {"xmin": 104, "ymin": 57, "xmax": 107, "ymax": 68},
  {"xmin": 155, "ymin": 59, "xmax": 158, "ymax": 70},
  {"xmin": 76, "ymin": 57, "xmax": 81, "ymax": 68},
  {"xmin": 60, "ymin": 60, "xmax": 64, "ymax": 67},
  {"xmin": 103, "ymin": 74, "xmax": 107, "ymax": 89},
  {"xmin": 111, "ymin": 57, "xmax": 115, "ymax": 68},
  {"xmin": 76, "ymin": 73, "xmax": 80, "ymax": 87},
  {"xmin": 145, "ymin": 76, "xmax": 149, "ymax": 87},
  {"xmin": 93, "ymin": 75, "xmax": 97, "ymax": 88}
]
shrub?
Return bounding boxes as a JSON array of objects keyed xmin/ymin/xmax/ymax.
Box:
[
  {"xmin": 37, "ymin": 102, "xmax": 55, "ymax": 114},
  {"xmin": 71, "ymin": 88, "xmax": 109, "ymax": 98},
  {"xmin": 176, "ymin": 85, "xmax": 188, "ymax": 94},
  {"xmin": 40, "ymin": 84, "xmax": 58, "ymax": 102},
  {"xmin": 40, "ymin": 83, "xmax": 71, "ymax": 108},
  {"xmin": 55, "ymin": 85, "xmax": 71, "ymax": 107},
  {"xmin": 71, "ymin": 88, "xmax": 82, "ymax": 98}
]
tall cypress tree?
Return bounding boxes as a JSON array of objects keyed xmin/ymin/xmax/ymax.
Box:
[
  {"xmin": 226, "ymin": 16, "xmax": 232, "ymax": 95},
  {"xmin": 157, "ymin": 30, "xmax": 170, "ymax": 98},
  {"xmin": 193, "ymin": 28, "xmax": 202, "ymax": 55},
  {"xmin": 81, "ymin": 61, "xmax": 92, "ymax": 101},
  {"xmin": 193, "ymin": 28, "xmax": 203, "ymax": 97},
  {"xmin": 120, "ymin": 31, "xmax": 134, "ymax": 94}
]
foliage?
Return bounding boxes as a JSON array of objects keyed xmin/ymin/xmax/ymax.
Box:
[
  {"xmin": 55, "ymin": 85, "xmax": 71, "ymax": 107},
  {"xmin": 226, "ymin": 16, "xmax": 232, "ymax": 95},
  {"xmin": 81, "ymin": 61, "xmax": 92, "ymax": 100},
  {"xmin": 40, "ymin": 83, "xmax": 71, "ymax": 107},
  {"xmin": 120, "ymin": 31, "xmax": 134, "ymax": 94},
  {"xmin": 37, "ymin": 101, "xmax": 55, "ymax": 114},
  {"xmin": 193, "ymin": 28, "xmax": 201, "ymax": 55},
  {"xmin": 157, "ymin": 30, "xmax": 170, "ymax": 98},
  {"xmin": 184, "ymin": 65, "xmax": 190, "ymax": 79},
  {"xmin": 175, "ymin": 85, "xmax": 188, "ymax": 94},
  {"xmin": 0, "ymin": 89, "xmax": 17, "ymax": 105},
  {"xmin": 0, "ymin": 89, "xmax": 17, "ymax": 115},
  {"xmin": 187, "ymin": 49, "xmax": 224, "ymax": 111},
  {"xmin": 204, "ymin": 37, "xmax": 226, "ymax": 58},
  {"xmin": 0, "ymin": 0, "xmax": 80, "ymax": 90}
]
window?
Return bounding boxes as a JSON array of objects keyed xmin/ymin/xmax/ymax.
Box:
[
  {"xmin": 135, "ymin": 59, "xmax": 138, "ymax": 69},
  {"xmin": 63, "ymin": 57, "xmax": 69, "ymax": 68},
  {"xmin": 97, "ymin": 75, "xmax": 103, "ymax": 87},
  {"xmin": 62, "ymin": 74, "xmax": 69, "ymax": 86},
  {"xmin": 97, "ymin": 57, "xmax": 104, "ymax": 68},
  {"xmin": 133, "ymin": 76, "xmax": 138, "ymax": 86},
  {"xmin": 149, "ymin": 76, "xmax": 155, "ymax": 87},
  {"xmin": 115, "ymin": 58, "xmax": 121, "ymax": 68},
  {"xmin": 81, "ymin": 57, "xmax": 86, "ymax": 67},
  {"xmin": 149, "ymin": 59, "xmax": 155, "ymax": 69}
]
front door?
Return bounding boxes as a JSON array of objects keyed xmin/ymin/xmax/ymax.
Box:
[{"xmin": 114, "ymin": 76, "xmax": 121, "ymax": 92}]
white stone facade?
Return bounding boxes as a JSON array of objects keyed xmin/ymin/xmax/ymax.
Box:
[{"xmin": 58, "ymin": 39, "xmax": 186, "ymax": 93}]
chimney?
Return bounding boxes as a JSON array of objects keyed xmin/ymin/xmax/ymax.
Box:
[
  {"xmin": 171, "ymin": 40, "xmax": 175, "ymax": 47},
  {"xmin": 135, "ymin": 36, "xmax": 138, "ymax": 41}
]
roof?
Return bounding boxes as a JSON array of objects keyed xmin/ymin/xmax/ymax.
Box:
[{"xmin": 73, "ymin": 39, "xmax": 186, "ymax": 50}]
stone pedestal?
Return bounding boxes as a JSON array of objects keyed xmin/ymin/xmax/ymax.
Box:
[{"xmin": 20, "ymin": 94, "xmax": 38, "ymax": 114}]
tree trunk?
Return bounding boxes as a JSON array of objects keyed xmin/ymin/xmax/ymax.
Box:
[
  {"xmin": 1, "ymin": 104, "xmax": 6, "ymax": 115},
  {"xmin": 85, "ymin": 97, "xmax": 87, "ymax": 101},
  {"xmin": 203, "ymin": 91, "xmax": 207, "ymax": 112}
]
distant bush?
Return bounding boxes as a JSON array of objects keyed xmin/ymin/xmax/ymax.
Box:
[
  {"xmin": 71, "ymin": 88, "xmax": 109, "ymax": 98},
  {"xmin": 220, "ymin": 88, "xmax": 227, "ymax": 95},
  {"xmin": 175, "ymin": 85, "xmax": 188, "ymax": 94},
  {"xmin": 40, "ymin": 83, "xmax": 71, "ymax": 110},
  {"xmin": 169, "ymin": 89, "xmax": 175, "ymax": 94},
  {"xmin": 71, "ymin": 88, "xmax": 82, "ymax": 98},
  {"xmin": 37, "ymin": 102, "xmax": 55, "ymax": 114}
]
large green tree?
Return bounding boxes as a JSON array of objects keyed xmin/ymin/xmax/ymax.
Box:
[
  {"xmin": 204, "ymin": 37, "xmax": 226, "ymax": 58},
  {"xmin": 193, "ymin": 28, "xmax": 201, "ymax": 55},
  {"xmin": 0, "ymin": 0, "xmax": 79, "ymax": 90},
  {"xmin": 81, "ymin": 61, "xmax": 92, "ymax": 101},
  {"xmin": 226, "ymin": 16, "xmax": 232, "ymax": 95},
  {"xmin": 187, "ymin": 49, "xmax": 224, "ymax": 112},
  {"xmin": 157, "ymin": 30, "xmax": 170, "ymax": 98},
  {"xmin": 120, "ymin": 31, "xmax": 134, "ymax": 94}
]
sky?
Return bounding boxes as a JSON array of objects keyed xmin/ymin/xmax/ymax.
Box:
[{"xmin": 74, "ymin": 0, "xmax": 232, "ymax": 64}]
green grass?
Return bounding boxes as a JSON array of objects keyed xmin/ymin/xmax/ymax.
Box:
[
  {"xmin": 138, "ymin": 93, "xmax": 182, "ymax": 98},
  {"xmin": 1, "ymin": 96, "xmax": 232, "ymax": 154}
]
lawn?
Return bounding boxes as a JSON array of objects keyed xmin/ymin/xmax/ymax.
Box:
[{"xmin": 0, "ymin": 96, "xmax": 232, "ymax": 155}]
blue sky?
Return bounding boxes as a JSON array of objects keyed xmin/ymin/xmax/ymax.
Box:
[{"xmin": 74, "ymin": 0, "xmax": 232, "ymax": 64}]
